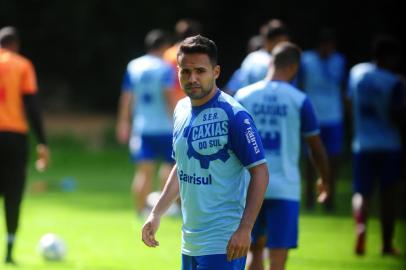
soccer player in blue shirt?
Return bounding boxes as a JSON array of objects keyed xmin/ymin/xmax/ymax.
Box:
[
  {"xmin": 235, "ymin": 42, "xmax": 329, "ymax": 270},
  {"xmin": 298, "ymin": 27, "xmax": 347, "ymax": 211},
  {"xmin": 142, "ymin": 35, "xmax": 269, "ymax": 270},
  {"xmin": 224, "ymin": 35, "xmax": 264, "ymax": 95},
  {"xmin": 116, "ymin": 29, "xmax": 176, "ymax": 216},
  {"xmin": 348, "ymin": 35, "xmax": 405, "ymax": 256},
  {"xmin": 236, "ymin": 19, "xmax": 289, "ymax": 92}
]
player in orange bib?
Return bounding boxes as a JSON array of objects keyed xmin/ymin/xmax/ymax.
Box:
[{"xmin": 0, "ymin": 26, "xmax": 50, "ymax": 264}]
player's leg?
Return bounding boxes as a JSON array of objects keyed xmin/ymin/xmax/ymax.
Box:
[
  {"xmin": 352, "ymin": 192, "xmax": 368, "ymax": 255},
  {"xmin": 380, "ymin": 185, "xmax": 398, "ymax": 255},
  {"xmin": 3, "ymin": 170, "xmax": 25, "ymax": 264},
  {"xmin": 247, "ymin": 201, "xmax": 267, "ymax": 270},
  {"xmin": 352, "ymin": 152, "xmax": 375, "ymax": 255},
  {"xmin": 158, "ymin": 162, "xmax": 173, "ymax": 189},
  {"xmin": 132, "ymin": 161, "xmax": 154, "ymax": 215},
  {"xmin": 378, "ymin": 151, "xmax": 402, "ymax": 255},
  {"xmin": 321, "ymin": 123, "xmax": 343, "ymax": 211},
  {"xmin": 153, "ymin": 134, "xmax": 180, "ymax": 214},
  {"xmin": 155, "ymin": 133, "xmax": 175, "ymax": 190},
  {"xmin": 130, "ymin": 135, "xmax": 156, "ymax": 215},
  {"xmin": 304, "ymin": 158, "xmax": 315, "ymax": 210},
  {"xmin": 157, "ymin": 160, "xmax": 180, "ymax": 215},
  {"xmin": 0, "ymin": 133, "xmax": 8, "ymax": 262},
  {"xmin": 247, "ymin": 237, "xmax": 266, "ymax": 270},
  {"xmin": 0, "ymin": 133, "xmax": 28, "ymax": 263},
  {"xmin": 325, "ymin": 154, "xmax": 340, "ymax": 211},
  {"xmin": 265, "ymin": 199, "xmax": 298, "ymax": 270},
  {"xmin": 143, "ymin": 133, "xmax": 174, "ymax": 190},
  {"xmin": 268, "ymin": 249, "xmax": 288, "ymax": 270}
]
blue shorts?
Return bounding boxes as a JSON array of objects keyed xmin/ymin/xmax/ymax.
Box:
[
  {"xmin": 129, "ymin": 134, "xmax": 173, "ymax": 163},
  {"xmin": 319, "ymin": 122, "xmax": 343, "ymax": 155},
  {"xmin": 251, "ymin": 199, "xmax": 299, "ymax": 249},
  {"xmin": 353, "ymin": 151, "xmax": 403, "ymax": 196},
  {"xmin": 182, "ymin": 254, "xmax": 246, "ymax": 270},
  {"xmin": 303, "ymin": 122, "xmax": 343, "ymax": 156}
]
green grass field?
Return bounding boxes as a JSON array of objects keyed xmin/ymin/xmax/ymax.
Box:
[{"xmin": 1, "ymin": 134, "xmax": 405, "ymax": 270}]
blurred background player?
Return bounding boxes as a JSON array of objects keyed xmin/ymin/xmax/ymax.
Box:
[
  {"xmin": 298, "ymin": 27, "xmax": 347, "ymax": 211},
  {"xmin": 0, "ymin": 26, "xmax": 50, "ymax": 264},
  {"xmin": 236, "ymin": 19, "xmax": 290, "ymax": 92},
  {"xmin": 116, "ymin": 29, "xmax": 176, "ymax": 216},
  {"xmin": 347, "ymin": 34, "xmax": 405, "ymax": 256},
  {"xmin": 163, "ymin": 18, "xmax": 202, "ymax": 104},
  {"xmin": 224, "ymin": 34, "xmax": 264, "ymax": 95},
  {"xmin": 235, "ymin": 42, "xmax": 329, "ymax": 270}
]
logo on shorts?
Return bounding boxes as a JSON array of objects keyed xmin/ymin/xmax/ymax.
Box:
[{"xmin": 183, "ymin": 108, "xmax": 231, "ymax": 169}]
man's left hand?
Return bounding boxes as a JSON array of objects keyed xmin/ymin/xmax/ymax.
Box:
[{"xmin": 226, "ymin": 226, "xmax": 251, "ymax": 261}]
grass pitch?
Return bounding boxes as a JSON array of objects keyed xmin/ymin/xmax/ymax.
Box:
[{"xmin": 1, "ymin": 135, "xmax": 405, "ymax": 269}]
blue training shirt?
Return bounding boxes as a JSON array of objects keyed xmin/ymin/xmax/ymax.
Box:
[
  {"xmin": 235, "ymin": 80, "xmax": 319, "ymax": 201},
  {"xmin": 348, "ymin": 62, "xmax": 402, "ymax": 152},
  {"xmin": 122, "ymin": 54, "xmax": 175, "ymax": 136},
  {"xmin": 172, "ymin": 90, "xmax": 267, "ymax": 256},
  {"xmin": 224, "ymin": 68, "xmax": 243, "ymax": 95},
  {"xmin": 238, "ymin": 50, "xmax": 271, "ymax": 89},
  {"xmin": 300, "ymin": 50, "xmax": 346, "ymax": 125}
]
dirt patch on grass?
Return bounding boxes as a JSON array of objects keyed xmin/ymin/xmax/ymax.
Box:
[{"xmin": 44, "ymin": 113, "xmax": 115, "ymax": 139}]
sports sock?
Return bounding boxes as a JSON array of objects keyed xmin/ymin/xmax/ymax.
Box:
[
  {"xmin": 5, "ymin": 234, "xmax": 15, "ymax": 263},
  {"xmin": 352, "ymin": 194, "xmax": 366, "ymax": 255}
]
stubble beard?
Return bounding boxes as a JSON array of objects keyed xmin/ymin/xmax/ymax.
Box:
[{"xmin": 185, "ymin": 81, "xmax": 214, "ymax": 100}]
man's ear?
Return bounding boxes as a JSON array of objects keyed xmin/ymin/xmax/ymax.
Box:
[
  {"xmin": 213, "ymin": 65, "xmax": 220, "ymax": 80},
  {"xmin": 289, "ymin": 63, "xmax": 299, "ymax": 80}
]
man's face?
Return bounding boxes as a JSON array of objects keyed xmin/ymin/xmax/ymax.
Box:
[{"xmin": 177, "ymin": 53, "xmax": 220, "ymax": 101}]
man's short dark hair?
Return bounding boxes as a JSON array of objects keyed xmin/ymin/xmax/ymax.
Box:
[
  {"xmin": 272, "ymin": 41, "xmax": 302, "ymax": 69},
  {"xmin": 0, "ymin": 26, "xmax": 19, "ymax": 47},
  {"xmin": 262, "ymin": 19, "xmax": 289, "ymax": 41},
  {"xmin": 177, "ymin": 35, "xmax": 218, "ymax": 66},
  {"xmin": 144, "ymin": 29, "xmax": 170, "ymax": 52}
]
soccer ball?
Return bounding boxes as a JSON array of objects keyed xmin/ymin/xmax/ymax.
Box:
[{"xmin": 38, "ymin": 233, "xmax": 67, "ymax": 261}]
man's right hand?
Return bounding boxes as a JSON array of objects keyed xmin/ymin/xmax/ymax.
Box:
[
  {"xmin": 141, "ymin": 213, "xmax": 161, "ymax": 247},
  {"xmin": 35, "ymin": 144, "xmax": 50, "ymax": 172}
]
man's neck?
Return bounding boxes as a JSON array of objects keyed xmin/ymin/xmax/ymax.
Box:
[
  {"xmin": 0, "ymin": 44, "xmax": 18, "ymax": 53},
  {"xmin": 266, "ymin": 68, "xmax": 287, "ymax": 82},
  {"xmin": 149, "ymin": 49, "xmax": 164, "ymax": 58}
]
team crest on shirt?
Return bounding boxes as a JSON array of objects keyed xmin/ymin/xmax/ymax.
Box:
[{"xmin": 183, "ymin": 108, "xmax": 231, "ymax": 169}]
